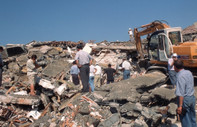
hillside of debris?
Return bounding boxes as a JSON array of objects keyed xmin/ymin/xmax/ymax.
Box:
[{"xmin": 0, "ymin": 41, "xmax": 181, "ymax": 127}]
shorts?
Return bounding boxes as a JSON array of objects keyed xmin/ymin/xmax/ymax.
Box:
[{"xmin": 28, "ymin": 74, "xmax": 37, "ymax": 85}]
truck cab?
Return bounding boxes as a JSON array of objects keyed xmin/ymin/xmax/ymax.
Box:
[
  {"xmin": 147, "ymin": 27, "xmax": 197, "ymax": 75},
  {"xmin": 148, "ymin": 27, "xmax": 182, "ymax": 63}
]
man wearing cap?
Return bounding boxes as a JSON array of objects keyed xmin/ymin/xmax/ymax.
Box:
[
  {"xmin": 122, "ymin": 57, "xmax": 132, "ymax": 80},
  {"xmin": 168, "ymin": 53, "xmax": 178, "ymax": 88},
  {"xmin": 75, "ymin": 44, "xmax": 92, "ymax": 92}
]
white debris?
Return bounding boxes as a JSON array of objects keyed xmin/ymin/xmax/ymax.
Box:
[
  {"xmin": 38, "ymin": 79, "xmax": 55, "ymax": 89},
  {"xmin": 83, "ymin": 44, "xmax": 92, "ymax": 54},
  {"xmin": 54, "ymin": 84, "xmax": 67, "ymax": 95},
  {"xmin": 27, "ymin": 110, "xmax": 41, "ymax": 120},
  {"xmin": 13, "ymin": 91, "xmax": 28, "ymax": 95}
]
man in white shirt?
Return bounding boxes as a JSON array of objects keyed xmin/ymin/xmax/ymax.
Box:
[
  {"xmin": 94, "ymin": 63, "xmax": 102, "ymax": 87},
  {"xmin": 168, "ymin": 53, "xmax": 178, "ymax": 88},
  {"xmin": 128, "ymin": 28, "xmax": 133, "ymax": 41},
  {"xmin": 89, "ymin": 64, "xmax": 95, "ymax": 92},
  {"xmin": 26, "ymin": 54, "xmax": 40, "ymax": 95},
  {"xmin": 122, "ymin": 57, "xmax": 132, "ymax": 80}
]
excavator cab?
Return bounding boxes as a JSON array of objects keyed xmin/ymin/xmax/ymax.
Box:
[{"xmin": 148, "ymin": 27, "xmax": 182, "ymax": 63}]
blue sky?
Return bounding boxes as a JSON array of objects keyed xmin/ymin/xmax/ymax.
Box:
[{"xmin": 0, "ymin": 0, "xmax": 197, "ymax": 45}]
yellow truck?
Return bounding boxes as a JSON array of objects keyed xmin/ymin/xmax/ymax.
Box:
[{"xmin": 133, "ymin": 20, "xmax": 197, "ymax": 75}]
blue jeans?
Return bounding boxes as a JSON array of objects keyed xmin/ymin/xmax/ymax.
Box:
[
  {"xmin": 168, "ymin": 70, "xmax": 177, "ymax": 87},
  {"xmin": 178, "ymin": 96, "xmax": 196, "ymax": 127},
  {"xmin": 123, "ymin": 70, "xmax": 130, "ymax": 80},
  {"xmin": 89, "ymin": 76, "xmax": 94, "ymax": 92}
]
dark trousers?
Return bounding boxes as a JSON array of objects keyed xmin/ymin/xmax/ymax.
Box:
[
  {"xmin": 79, "ymin": 65, "xmax": 90, "ymax": 92},
  {"xmin": 107, "ymin": 80, "xmax": 114, "ymax": 84},
  {"xmin": 72, "ymin": 74, "xmax": 79, "ymax": 85}
]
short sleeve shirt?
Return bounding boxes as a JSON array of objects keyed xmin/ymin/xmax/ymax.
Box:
[
  {"xmin": 95, "ymin": 65, "xmax": 102, "ymax": 75},
  {"xmin": 27, "ymin": 59, "xmax": 37, "ymax": 76},
  {"xmin": 175, "ymin": 69, "xmax": 194, "ymax": 97},
  {"xmin": 122, "ymin": 61, "xmax": 132, "ymax": 70},
  {"xmin": 104, "ymin": 68, "xmax": 116, "ymax": 81},
  {"xmin": 89, "ymin": 65, "xmax": 95, "ymax": 77},
  {"xmin": 75, "ymin": 50, "xmax": 92, "ymax": 65},
  {"xmin": 70, "ymin": 65, "xmax": 80, "ymax": 75},
  {"xmin": 168, "ymin": 58, "xmax": 174, "ymax": 70}
]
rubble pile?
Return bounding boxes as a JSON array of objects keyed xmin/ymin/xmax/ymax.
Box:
[
  {"xmin": 182, "ymin": 23, "xmax": 197, "ymax": 41},
  {"xmin": 0, "ymin": 42, "xmax": 178, "ymax": 127}
]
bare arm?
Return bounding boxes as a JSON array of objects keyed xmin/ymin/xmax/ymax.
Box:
[
  {"xmin": 177, "ymin": 96, "xmax": 184, "ymax": 114},
  {"xmin": 76, "ymin": 60, "xmax": 81, "ymax": 68},
  {"xmin": 89, "ymin": 59, "xmax": 92, "ymax": 66}
]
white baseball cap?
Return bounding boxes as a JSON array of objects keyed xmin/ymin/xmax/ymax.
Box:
[{"xmin": 172, "ymin": 53, "xmax": 177, "ymax": 57}]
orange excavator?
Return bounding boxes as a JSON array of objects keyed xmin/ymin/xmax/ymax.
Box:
[{"xmin": 133, "ymin": 20, "xmax": 197, "ymax": 75}]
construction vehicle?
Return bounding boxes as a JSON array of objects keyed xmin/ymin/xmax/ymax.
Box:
[{"xmin": 133, "ymin": 20, "xmax": 197, "ymax": 75}]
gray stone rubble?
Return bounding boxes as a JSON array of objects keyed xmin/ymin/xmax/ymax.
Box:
[{"xmin": 0, "ymin": 41, "xmax": 180, "ymax": 127}]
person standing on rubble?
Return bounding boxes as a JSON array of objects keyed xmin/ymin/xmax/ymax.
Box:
[
  {"xmin": 0, "ymin": 46, "xmax": 4, "ymax": 87},
  {"xmin": 174, "ymin": 59, "xmax": 196, "ymax": 127},
  {"xmin": 128, "ymin": 28, "xmax": 133, "ymax": 41},
  {"xmin": 70, "ymin": 60, "xmax": 80, "ymax": 85},
  {"xmin": 103, "ymin": 64, "xmax": 116, "ymax": 84},
  {"xmin": 94, "ymin": 63, "xmax": 102, "ymax": 87},
  {"xmin": 168, "ymin": 53, "xmax": 178, "ymax": 88},
  {"xmin": 89, "ymin": 63, "xmax": 95, "ymax": 92},
  {"xmin": 75, "ymin": 44, "xmax": 92, "ymax": 93},
  {"xmin": 26, "ymin": 54, "xmax": 40, "ymax": 95},
  {"xmin": 122, "ymin": 57, "xmax": 132, "ymax": 80}
]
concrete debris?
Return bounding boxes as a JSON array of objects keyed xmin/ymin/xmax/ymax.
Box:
[
  {"xmin": 182, "ymin": 23, "xmax": 197, "ymax": 41},
  {"xmin": 27, "ymin": 110, "xmax": 41, "ymax": 120},
  {"xmin": 38, "ymin": 78, "xmax": 55, "ymax": 90},
  {"xmin": 0, "ymin": 41, "xmax": 182, "ymax": 126},
  {"xmin": 150, "ymin": 87, "xmax": 176, "ymax": 102},
  {"xmin": 0, "ymin": 94, "xmax": 40, "ymax": 106}
]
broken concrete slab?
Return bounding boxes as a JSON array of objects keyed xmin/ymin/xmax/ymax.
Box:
[
  {"xmin": 42, "ymin": 60, "xmax": 70, "ymax": 78},
  {"xmin": 103, "ymin": 71, "xmax": 166, "ymax": 102},
  {"xmin": 168, "ymin": 103, "xmax": 177, "ymax": 115},
  {"xmin": 0, "ymin": 94, "xmax": 40, "ymax": 106},
  {"xmin": 150, "ymin": 87, "xmax": 176, "ymax": 102},
  {"xmin": 97, "ymin": 113, "xmax": 121, "ymax": 127}
]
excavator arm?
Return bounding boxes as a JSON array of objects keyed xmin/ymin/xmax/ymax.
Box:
[{"xmin": 133, "ymin": 20, "xmax": 170, "ymax": 59}]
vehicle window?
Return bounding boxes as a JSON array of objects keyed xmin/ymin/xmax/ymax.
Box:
[
  {"xmin": 168, "ymin": 31, "xmax": 181, "ymax": 45},
  {"xmin": 149, "ymin": 35, "xmax": 159, "ymax": 60}
]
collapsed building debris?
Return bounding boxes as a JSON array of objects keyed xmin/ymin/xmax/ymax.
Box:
[
  {"xmin": 0, "ymin": 94, "xmax": 40, "ymax": 106},
  {"xmin": 0, "ymin": 41, "xmax": 184, "ymax": 126},
  {"xmin": 182, "ymin": 22, "xmax": 197, "ymax": 41}
]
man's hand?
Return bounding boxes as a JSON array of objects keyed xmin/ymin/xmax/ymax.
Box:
[
  {"xmin": 78, "ymin": 64, "xmax": 82, "ymax": 68},
  {"xmin": 177, "ymin": 106, "xmax": 182, "ymax": 115}
]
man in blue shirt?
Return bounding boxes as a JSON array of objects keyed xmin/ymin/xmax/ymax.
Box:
[
  {"xmin": 70, "ymin": 60, "xmax": 80, "ymax": 85},
  {"xmin": 174, "ymin": 60, "xmax": 196, "ymax": 127}
]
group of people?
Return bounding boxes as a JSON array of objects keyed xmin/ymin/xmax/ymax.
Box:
[
  {"xmin": 168, "ymin": 53, "xmax": 196, "ymax": 127},
  {"xmin": 70, "ymin": 44, "xmax": 103, "ymax": 93},
  {"xmin": 25, "ymin": 46, "xmax": 197, "ymax": 126},
  {"xmin": 70, "ymin": 44, "xmax": 133, "ymax": 93}
]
